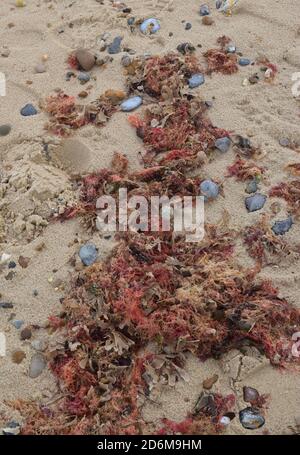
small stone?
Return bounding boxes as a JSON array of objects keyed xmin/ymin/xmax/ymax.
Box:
[
  {"xmin": 120, "ymin": 96, "xmax": 143, "ymax": 112},
  {"xmin": 202, "ymin": 16, "xmax": 214, "ymax": 25},
  {"xmin": 185, "ymin": 23, "xmax": 192, "ymax": 30},
  {"xmin": 279, "ymin": 137, "xmax": 290, "ymax": 147},
  {"xmin": 249, "ymin": 73, "xmax": 260, "ymax": 84},
  {"xmin": 203, "ymin": 374, "xmax": 219, "ymax": 390},
  {"xmin": 75, "ymin": 48, "xmax": 95, "ymax": 71},
  {"xmin": 0, "ymin": 302, "xmax": 14, "ymax": 309},
  {"xmin": 107, "ymin": 36, "xmax": 123, "ymax": 54},
  {"xmin": 11, "ymin": 350, "xmax": 26, "ymax": 364},
  {"xmin": 243, "ymin": 386, "xmax": 259, "ymax": 403},
  {"xmin": 78, "ymin": 90, "xmax": 88, "ymax": 98},
  {"xmin": 0, "ymin": 124, "xmax": 11, "ymax": 136},
  {"xmin": 12, "ymin": 320, "xmax": 24, "ymax": 329},
  {"xmin": 245, "ymin": 194, "xmax": 267, "ymax": 212},
  {"xmin": 199, "ymin": 4, "xmax": 210, "ymax": 16},
  {"xmin": 140, "ymin": 18, "xmax": 161, "ymax": 35},
  {"xmin": 246, "ymin": 180, "xmax": 258, "ymax": 194},
  {"xmin": 35, "ymin": 63, "xmax": 46, "ymax": 73},
  {"xmin": 77, "ymin": 72, "xmax": 90, "ymax": 83},
  {"xmin": 127, "ymin": 17, "xmax": 135, "ymax": 26},
  {"xmin": 79, "ymin": 243, "xmax": 98, "ymax": 266},
  {"xmin": 8, "ymin": 261, "xmax": 16, "ymax": 269},
  {"xmin": 239, "ymin": 407, "xmax": 265, "ymax": 430},
  {"xmin": 1, "ymin": 47, "xmax": 10, "ymax": 57},
  {"xmin": 121, "ymin": 55, "xmax": 131, "ymax": 67},
  {"xmin": 20, "ymin": 327, "xmax": 32, "ymax": 340},
  {"xmin": 18, "ymin": 256, "xmax": 30, "ymax": 268},
  {"xmin": 220, "ymin": 416, "xmax": 231, "ymax": 426},
  {"xmin": 215, "ymin": 137, "xmax": 231, "ymax": 153},
  {"xmin": 226, "ymin": 44, "xmax": 236, "ymax": 53},
  {"xmin": 239, "ymin": 58, "xmax": 251, "ymax": 66},
  {"xmin": 31, "ymin": 339, "xmax": 48, "ymax": 352},
  {"xmin": 20, "ymin": 104, "xmax": 38, "ymax": 116},
  {"xmin": 29, "ymin": 354, "xmax": 46, "ymax": 378},
  {"xmin": 177, "ymin": 42, "xmax": 195, "ymax": 55},
  {"xmin": 188, "ymin": 73, "xmax": 205, "ymax": 89},
  {"xmin": 272, "ymin": 217, "xmax": 293, "ymax": 236},
  {"xmin": 200, "ymin": 180, "xmax": 219, "ymax": 200}
]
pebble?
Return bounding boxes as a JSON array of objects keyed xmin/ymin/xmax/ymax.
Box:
[
  {"xmin": 35, "ymin": 63, "xmax": 46, "ymax": 74},
  {"xmin": 121, "ymin": 55, "xmax": 132, "ymax": 67},
  {"xmin": 120, "ymin": 96, "xmax": 143, "ymax": 112},
  {"xmin": 202, "ymin": 16, "xmax": 214, "ymax": 25},
  {"xmin": 75, "ymin": 48, "xmax": 95, "ymax": 71},
  {"xmin": 200, "ymin": 180, "xmax": 219, "ymax": 200},
  {"xmin": 215, "ymin": 137, "xmax": 231, "ymax": 153},
  {"xmin": 31, "ymin": 339, "xmax": 48, "ymax": 352},
  {"xmin": 29, "ymin": 353, "xmax": 46, "ymax": 378},
  {"xmin": 239, "ymin": 407, "xmax": 265, "ymax": 430},
  {"xmin": 177, "ymin": 42, "xmax": 195, "ymax": 54},
  {"xmin": 272, "ymin": 217, "xmax": 293, "ymax": 235},
  {"xmin": 11, "ymin": 350, "xmax": 26, "ymax": 364},
  {"xmin": 1, "ymin": 47, "xmax": 10, "ymax": 57},
  {"xmin": 246, "ymin": 180, "xmax": 258, "ymax": 194},
  {"xmin": 239, "ymin": 58, "xmax": 251, "ymax": 66},
  {"xmin": 226, "ymin": 44, "xmax": 236, "ymax": 53},
  {"xmin": 79, "ymin": 243, "xmax": 98, "ymax": 266},
  {"xmin": 243, "ymin": 386, "xmax": 259, "ymax": 403},
  {"xmin": 140, "ymin": 18, "xmax": 161, "ymax": 35},
  {"xmin": 0, "ymin": 302, "xmax": 14, "ymax": 309},
  {"xmin": 77, "ymin": 72, "xmax": 91, "ymax": 83},
  {"xmin": 203, "ymin": 374, "xmax": 219, "ymax": 390},
  {"xmin": 20, "ymin": 104, "xmax": 38, "ymax": 116},
  {"xmin": 188, "ymin": 73, "xmax": 205, "ymax": 89},
  {"xmin": 279, "ymin": 137, "xmax": 290, "ymax": 147},
  {"xmin": 12, "ymin": 320, "xmax": 24, "ymax": 329},
  {"xmin": 20, "ymin": 327, "xmax": 32, "ymax": 340},
  {"xmin": 185, "ymin": 22, "xmax": 192, "ymax": 30},
  {"xmin": 107, "ymin": 36, "xmax": 123, "ymax": 54},
  {"xmin": 220, "ymin": 416, "xmax": 231, "ymax": 426},
  {"xmin": 0, "ymin": 124, "xmax": 12, "ymax": 136},
  {"xmin": 127, "ymin": 17, "xmax": 135, "ymax": 26},
  {"xmin": 18, "ymin": 255, "xmax": 30, "ymax": 268},
  {"xmin": 199, "ymin": 4, "xmax": 210, "ymax": 15},
  {"xmin": 8, "ymin": 261, "xmax": 16, "ymax": 269},
  {"xmin": 245, "ymin": 194, "xmax": 267, "ymax": 212}
]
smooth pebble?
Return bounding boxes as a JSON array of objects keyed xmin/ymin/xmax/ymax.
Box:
[
  {"xmin": 120, "ymin": 96, "xmax": 143, "ymax": 112},
  {"xmin": 79, "ymin": 243, "xmax": 98, "ymax": 266},
  {"xmin": 200, "ymin": 180, "xmax": 219, "ymax": 200},
  {"xmin": 107, "ymin": 36, "xmax": 123, "ymax": 54},
  {"xmin": 272, "ymin": 217, "xmax": 293, "ymax": 235},
  {"xmin": 20, "ymin": 104, "xmax": 37, "ymax": 116},
  {"xmin": 78, "ymin": 72, "xmax": 90, "ymax": 83},
  {"xmin": 215, "ymin": 137, "xmax": 231, "ymax": 153},
  {"xmin": 199, "ymin": 4, "xmax": 210, "ymax": 15},
  {"xmin": 239, "ymin": 58, "xmax": 251, "ymax": 66},
  {"xmin": 0, "ymin": 124, "xmax": 12, "ymax": 136},
  {"xmin": 245, "ymin": 194, "xmax": 267, "ymax": 212},
  {"xmin": 188, "ymin": 73, "xmax": 205, "ymax": 89},
  {"xmin": 239, "ymin": 407, "xmax": 265, "ymax": 430},
  {"xmin": 75, "ymin": 48, "xmax": 95, "ymax": 71},
  {"xmin": 29, "ymin": 354, "xmax": 46, "ymax": 378}
]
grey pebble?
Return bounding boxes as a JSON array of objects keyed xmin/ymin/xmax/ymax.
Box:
[
  {"xmin": 245, "ymin": 194, "xmax": 267, "ymax": 212},
  {"xmin": 29, "ymin": 354, "xmax": 47, "ymax": 378},
  {"xmin": 0, "ymin": 124, "xmax": 12, "ymax": 136}
]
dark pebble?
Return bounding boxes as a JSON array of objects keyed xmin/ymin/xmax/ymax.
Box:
[
  {"xmin": 108, "ymin": 36, "xmax": 123, "ymax": 54},
  {"xmin": 245, "ymin": 194, "xmax": 267, "ymax": 212},
  {"xmin": 239, "ymin": 407, "xmax": 265, "ymax": 430},
  {"xmin": 0, "ymin": 124, "xmax": 12, "ymax": 136},
  {"xmin": 0, "ymin": 302, "xmax": 14, "ymax": 309},
  {"xmin": 177, "ymin": 42, "xmax": 195, "ymax": 55},
  {"xmin": 243, "ymin": 386, "xmax": 259, "ymax": 403},
  {"xmin": 185, "ymin": 23, "xmax": 192, "ymax": 30},
  {"xmin": 272, "ymin": 216, "xmax": 293, "ymax": 235},
  {"xmin": 20, "ymin": 327, "xmax": 32, "ymax": 340},
  {"xmin": 246, "ymin": 180, "xmax": 258, "ymax": 194},
  {"xmin": 199, "ymin": 4, "xmax": 210, "ymax": 16},
  {"xmin": 8, "ymin": 261, "xmax": 17, "ymax": 269}
]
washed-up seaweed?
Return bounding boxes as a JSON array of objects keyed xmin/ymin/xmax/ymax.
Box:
[
  {"xmin": 270, "ymin": 181, "xmax": 300, "ymax": 215},
  {"xmin": 227, "ymin": 158, "xmax": 265, "ymax": 181},
  {"xmin": 203, "ymin": 36, "xmax": 238, "ymax": 75}
]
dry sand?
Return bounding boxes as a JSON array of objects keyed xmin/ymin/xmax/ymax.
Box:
[{"xmin": 0, "ymin": 0, "xmax": 300, "ymax": 435}]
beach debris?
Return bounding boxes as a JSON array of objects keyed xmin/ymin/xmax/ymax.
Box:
[
  {"xmin": 204, "ymin": 37, "xmax": 238, "ymax": 74},
  {"xmin": 75, "ymin": 48, "xmax": 95, "ymax": 71},
  {"xmin": 121, "ymin": 96, "xmax": 143, "ymax": 112},
  {"xmin": 20, "ymin": 327, "xmax": 32, "ymax": 340},
  {"xmin": 0, "ymin": 302, "xmax": 14, "ymax": 309},
  {"xmin": 272, "ymin": 217, "xmax": 293, "ymax": 236},
  {"xmin": 246, "ymin": 180, "xmax": 258, "ymax": 194},
  {"xmin": 199, "ymin": 4, "xmax": 210, "ymax": 16},
  {"xmin": 35, "ymin": 63, "xmax": 46, "ymax": 74},
  {"xmin": 107, "ymin": 36, "xmax": 123, "ymax": 54},
  {"xmin": 177, "ymin": 42, "xmax": 195, "ymax": 54},
  {"xmin": 20, "ymin": 104, "xmax": 38, "ymax": 116},
  {"xmin": 216, "ymin": 0, "xmax": 239, "ymax": 16},
  {"xmin": 239, "ymin": 58, "xmax": 251, "ymax": 66},
  {"xmin": 11, "ymin": 350, "xmax": 26, "ymax": 364},
  {"xmin": 245, "ymin": 194, "xmax": 267, "ymax": 212},
  {"xmin": 220, "ymin": 416, "xmax": 231, "ymax": 426},
  {"xmin": 285, "ymin": 163, "xmax": 300, "ymax": 176},
  {"xmin": 243, "ymin": 386, "xmax": 259, "ymax": 403},
  {"xmin": 185, "ymin": 22, "xmax": 192, "ymax": 30},
  {"xmin": 78, "ymin": 72, "xmax": 91, "ymax": 83},
  {"xmin": 226, "ymin": 44, "xmax": 236, "ymax": 53},
  {"xmin": 239, "ymin": 407, "xmax": 265, "ymax": 430},
  {"xmin": 249, "ymin": 73, "xmax": 260, "ymax": 84},
  {"xmin": 140, "ymin": 18, "xmax": 160, "ymax": 35},
  {"xmin": 1, "ymin": 421, "xmax": 20, "ymax": 436},
  {"xmin": 16, "ymin": 0, "xmax": 25, "ymax": 7},
  {"xmin": 29, "ymin": 354, "xmax": 46, "ymax": 378},
  {"xmin": 0, "ymin": 124, "xmax": 11, "ymax": 136},
  {"xmin": 203, "ymin": 374, "xmax": 219, "ymax": 390},
  {"xmin": 188, "ymin": 73, "xmax": 205, "ymax": 88},
  {"xmin": 79, "ymin": 243, "xmax": 98, "ymax": 266},
  {"xmin": 215, "ymin": 136, "xmax": 231, "ymax": 153},
  {"xmin": 227, "ymin": 158, "xmax": 264, "ymax": 181},
  {"xmin": 270, "ymin": 181, "xmax": 300, "ymax": 215},
  {"xmin": 200, "ymin": 180, "xmax": 219, "ymax": 200}
]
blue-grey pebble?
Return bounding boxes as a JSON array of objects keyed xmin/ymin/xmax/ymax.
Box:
[
  {"xmin": 272, "ymin": 217, "xmax": 293, "ymax": 235},
  {"xmin": 188, "ymin": 73, "xmax": 205, "ymax": 89},
  {"xmin": 20, "ymin": 104, "xmax": 37, "ymax": 116},
  {"xmin": 239, "ymin": 58, "xmax": 251, "ymax": 66},
  {"xmin": 246, "ymin": 180, "xmax": 258, "ymax": 194},
  {"xmin": 79, "ymin": 243, "xmax": 98, "ymax": 266},
  {"xmin": 12, "ymin": 320, "xmax": 24, "ymax": 329},
  {"xmin": 245, "ymin": 194, "xmax": 267, "ymax": 212},
  {"xmin": 78, "ymin": 72, "xmax": 90, "ymax": 83},
  {"xmin": 239, "ymin": 408, "xmax": 265, "ymax": 430},
  {"xmin": 199, "ymin": 4, "xmax": 210, "ymax": 15},
  {"xmin": 215, "ymin": 137, "xmax": 231, "ymax": 153},
  {"xmin": 200, "ymin": 180, "xmax": 219, "ymax": 200},
  {"xmin": 0, "ymin": 124, "xmax": 11, "ymax": 136},
  {"xmin": 108, "ymin": 36, "xmax": 123, "ymax": 54},
  {"xmin": 121, "ymin": 96, "xmax": 143, "ymax": 112}
]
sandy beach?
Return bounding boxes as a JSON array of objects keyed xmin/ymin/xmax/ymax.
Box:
[{"xmin": 0, "ymin": 0, "xmax": 300, "ymax": 435}]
